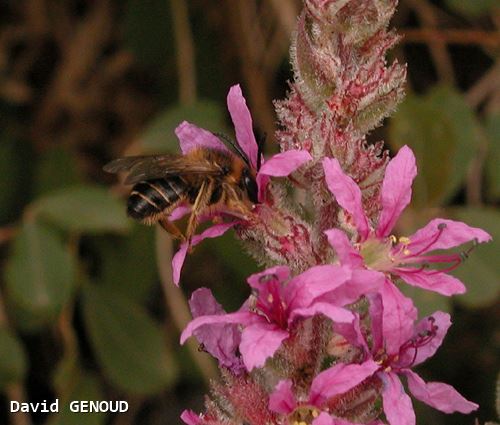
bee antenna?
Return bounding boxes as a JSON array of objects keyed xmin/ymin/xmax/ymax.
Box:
[
  {"xmin": 213, "ymin": 132, "xmax": 251, "ymax": 167},
  {"xmin": 257, "ymin": 132, "xmax": 266, "ymax": 171}
]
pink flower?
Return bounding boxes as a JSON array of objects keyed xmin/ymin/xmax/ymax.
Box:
[
  {"xmin": 268, "ymin": 362, "xmax": 381, "ymax": 425},
  {"xmin": 187, "ymin": 288, "xmax": 244, "ymax": 373},
  {"xmin": 172, "ymin": 84, "xmax": 312, "ymax": 285},
  {"xmin": 323, "ymin": 145, "xmax": 491, "ymax": 296},
  {"xmin": 180, "ymin": 410, "xmax": 202, "ymax": 425},
  {"xmin": 181, "ymin": 265, "xmax": 383, "ymax": 370},
  {"xmin": 333, "ymin": 298, "xmax": 478, "ymax": 425}
]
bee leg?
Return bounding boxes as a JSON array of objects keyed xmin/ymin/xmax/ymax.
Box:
[
  {"xmin": 158, "ymin": 218, "xmax": 186, "ymax": 241},
  {"xmin": 186, "ymin": 181, "xmax": 213, "ymax": 252}
]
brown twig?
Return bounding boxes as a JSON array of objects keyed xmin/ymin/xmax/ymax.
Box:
[
  {"xmin": 466, "ymin": 60, "xmax": 500, "ymax": 108},
  {"xmin": 402, "ymin": 29, "xmax": 500, "ymax": 48},
  {"xmin": 170, "ymin": 0, "xmax": 197, "ymax": 105},
  {"xmin": 406, "ymin": 0, "xmax": 456, "ymax": 85},
  {"xmin": 155, "ymin": 228, "xmax": 218, "ymax": 384}
]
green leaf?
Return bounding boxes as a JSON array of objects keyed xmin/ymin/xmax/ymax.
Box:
[
  {"xmin": 485, "ymin": 114, "xmax": 500, "ymax": 200},
  {"xmin": 123, "ymin": 0, "xmax": 173, "ymax": 68},
  {"xmin": 5, "ymin": 220, "xmax": 75, "ymax": 326},
  {"xmin": 389, "ymin": 86, "xmax": 477, "ymax": 207},
  {"xmin": 82, "ymin": 284, "xmax": 178, "ymax": 394},
  {"xmin": 34, "ymin": 186, "xmax": 130, "ymax": 234},
  {"xmin": 445, "ymin": 0, "xmax": 498, "ymax": 17},
  {"xmin": 139, "ymin": 101, "xmax": 226, "ymax": 153},
  {"xmin": 33, "ymin": 146, "xmax": 82, "ymax": 197},
  {"xmin": 92, "ymin": 225, "xmax": 158, "ymax": 302},
  {"xmin": 450, "ymin": 207, "xmax": 500, "ymax": 308},
  {"xmin": 46, "ymin": 374, "xmax": 106, "ymax": 425},
  {"xmin": 0, "ymin": 328, "xmax": 27, "ymax": 388}
]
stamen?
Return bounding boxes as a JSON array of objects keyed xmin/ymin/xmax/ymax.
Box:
[{"xmin": 411, "ymin": 222, "xmax": 447, "ymax": 256}]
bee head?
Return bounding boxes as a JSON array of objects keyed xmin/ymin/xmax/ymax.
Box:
[{"xmin": 242, "ymin": 167, "xmax": 258, "ymax": 204}]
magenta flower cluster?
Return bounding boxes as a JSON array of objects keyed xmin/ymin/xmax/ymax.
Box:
[{"xmin": 167, "ymin": 2, "xmax": 491, "ymax": 424}]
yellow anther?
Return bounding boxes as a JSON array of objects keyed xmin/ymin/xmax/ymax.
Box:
[
  {"xmin": 293, "ymin": 421, "xmax": 300, "ymax": 425},
  {"xmin": 399, "ymin": 236, "xmax": 411, "ymax": 245},
  {"xmin": 312, "ymin": 409, "xmax": 319, "ymax": 418},
  {"xmin": 299, "ymin": 422, "xmax": 308, "ymax": 425},
  {"xmin": 403, "ymin": 249, "xmax": 411, "ymax": 255},
  {"xmin": 389, "ymin": 235, "xmax": 397, "ymax": 244},
  {"xmin": 384, "ymin": 366, "xmax": 392, "ymax": 372}
]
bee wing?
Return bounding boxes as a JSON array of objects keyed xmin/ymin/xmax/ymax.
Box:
[{"xmin": 104, "ymin": 154, "xmax": 223, "ymax": 184}]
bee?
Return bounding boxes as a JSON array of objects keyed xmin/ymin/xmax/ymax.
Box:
[{"xmin": 103, "ymin": 136, "xmax": 260, "ymax": 242}]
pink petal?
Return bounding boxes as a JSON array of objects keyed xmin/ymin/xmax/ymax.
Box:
[
  {"xmin": 168, "ymin": 204, "xmax": 191, "ymax": 221},
  {"xmin": 382, "ymin": 372, "xmax": 415, "ymax": 425},
  {"xmin": 269, "ymin": 380, "xmax": 297, "ymax": 414},
  {"xmin": 380, "ymin": 280, "xmax": 417, "ymax": 355},
  {"xmin": 258, "ymin": 150, "xmax": 312, "ymax": 177},
  {"xmin": 188, "ymin": 289, "xmax": 242, "ymax": 370},
  {"xmin": 323, "ymin": 158, "xmax": 370, "ymax": 240},
  {"xmin": 180, "ymin": 311, "xmax": 254, "ymax": 344},
  {"xmin": 309, "ymin": 360, "xmax": 379, "ymax": 406},
  {"xmin": 175, "ymin": 121, "xmax": 228, "ymax": 154},
  {"xmin": 377, "ymin": 145, "xmax": 417, "ymax": 238},
  {"xmin": 227, "ymin": 84, "xmax": 258, "ymax": 168},
  {"xmin": 180, "ymin": 410, "xmax": 201, "ymax": 425},
  {"xmin": 395, "ymin": 268, "xmax": 466, "ymax": 296},
  {"xmin": 290, "ymin": 302, "xmax": 354, "ymax": 325},
  {"xmin": 368, "ymin": 293, "xmax": 384, "ymax": 353},
  {"xmin": 319, "ymin": 269, "xmax": 384, "ymax": 307},
  {"xmin": 412, "ymin": 311, "xmax": 451, "ymax": 366},
  {"xmin": 285, "ymin": 265, "xmax": 352, "ymax": 310},
  {"xmin": 239, "ymin": 323, "xmax": 289, "ymax": 370},
  {"xmin": 247, "ymin": 265, "xmax": 290, "ymax": 290},
  {"xmin": 405, "ymin": 370, "xmax": 478, "ymax": 414},
  {"xmin": 333, "ymin": 314, "xmax": 369, "ymax": 353},
  {"xmin": 406, "ymin": 218, "xmax": 491, "ymax": 254},
  {"xmin": 325, "ymin": 229, "xmax": 364, "ymax": 268},
  {"xmin": 313, "ymin": 413, "xmax": 335, "ymax": 425},
  {"xmin": 172, "ymin": 222, "xmax": 236, "ymax": 285}
]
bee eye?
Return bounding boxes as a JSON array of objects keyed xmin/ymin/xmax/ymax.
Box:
[{"xmin": 243, "ymin": 174, "xmax": 258, "ymax": 204}]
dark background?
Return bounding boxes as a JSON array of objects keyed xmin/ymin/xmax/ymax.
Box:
[{"xmin": 0, "ymin": 1, "xmax": 498, "ymax": 424}]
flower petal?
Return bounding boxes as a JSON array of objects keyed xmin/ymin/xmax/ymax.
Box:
[
  {"xmin": 312, "ymin": 412, "xmax": 335, "ymax": 425},
  {"xmin": 180, "ymin": 410, "xmax": 202, "ymax": 425},
  {"xmin": 319, "ymin": 269, "xmax": 384, "ymax": 307},
  {"xmin": 188, "ymin": 288, "xmax": 242, "ymax": 370},
  {"xmin": 290, "ymin": 302, "xmax": 354, "ymax": 325},
  {"xmin": 377, "ymin": 145, "xmax": 417, "ymax": 238},
  {"xmin": 258, "ymin": 150, "xmax": 312, "ymax": 177},
  {"xmin": 180, "ymin": 311, "xmax": 254, "ymax": 344},
  {"xmin": 285, "ymin": 265, "xmax": 352, "ymax": 310},
  {"xmin": 309, "ymin": 360, "xmax": 379, "ymax": 406},
  {"xmin": 325, "ymin": 229, "xmax": 364, "ymax": 268},
  {"xmin": 175, "ymin": 121, "xmax": 228, "ymax": 154},
  {"xmin": 406, "ymin": 218, "xmax": 491, "ymax": 254},
  {"xmin": 405, "ymin": 370, "xmax": 478, "ymax": 414},
  {"xmin": 269, "ymin": 379, "xmax": 297, "ymax": 414},
  {"xmin": 172, "ymin": 222, "xmax": 236, "ymax": 285},
  {"xmin": 239, "ymin": 323, "xmax": 288, "ymax": 370},
  {"xmin": 247, "ymin": 265, "xmax": 290, "ymax": 290},
  {"xmin": 227, "ymin": 84, "xmax": 258, "ymax": 168},
  {"xmin": 323, "ymin": 158, "xmax": 370, "ymax": 239},
  {"xmin": 395, "ymin": 268, "xmax": 466, "ymax": 296},
  {"xmin": 380, "ymin": 280, "xmax": 417, "ymax": 355},
  {"xmin": 412, "ymin": 311, "xmax": 451, "ymax": 365},
  {"xmin": 382, "ymin": 372, "xmax": 415, "ymax": 425},
  {"xmin": 168, "ymin": 204, "xmax": 191, "ymax": 221}
]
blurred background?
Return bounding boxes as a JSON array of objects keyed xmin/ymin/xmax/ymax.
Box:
[{"xmin": 0, "ymin": 0, "xmax": 498, "ymax": 424}]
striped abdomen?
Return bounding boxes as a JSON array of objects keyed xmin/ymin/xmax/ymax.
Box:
[{"xmin": 127, "ymin": 177, "xmax": 187, "ymax": 223}]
